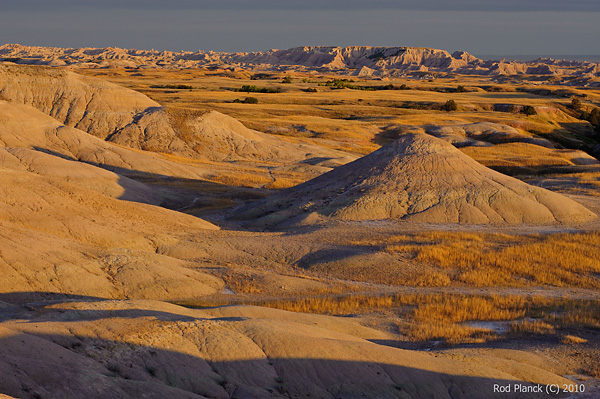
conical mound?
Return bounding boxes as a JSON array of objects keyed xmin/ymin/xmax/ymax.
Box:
[{"xmin": 235, "ymin": 133, "xmax": 596, "ymax": 226}]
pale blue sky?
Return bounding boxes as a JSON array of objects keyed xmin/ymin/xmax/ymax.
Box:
[{"xmin": 1, "ymin": 1, "xmax": 598, "ymax": 56}]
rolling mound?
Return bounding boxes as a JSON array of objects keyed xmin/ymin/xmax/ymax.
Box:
[
  {"xmin": 235, "ymin": 133, "xmax": 596, "ymax": 226},
  {"xmin": 0, "ymin": 65, "xmax": 354, "ymax": 168},
  {"xmin": 0, "ymin": 144, "xmax": 223, "ymax": 299},
  {"xmin": 0, "ymin": 299, "xmax": 569, "ymax": 399},
  {"xmin": 0, "ymin": 100, "xmax": 214, "ymax": 180},
  {"xmin": 0, "ymin": 64, "xmax": 159, "ymax": 139},
  {"xmin": 0, "ymin": 99, "xmax": 228, "ymax": 299}
]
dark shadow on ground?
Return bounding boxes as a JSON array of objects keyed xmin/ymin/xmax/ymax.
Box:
[
  {"xmin": 0, "ymin": 300, "xmax": 572, "ymax": 399},
  {"xmin": 30, "ymin": 146, "xmax": 269, "ymax": 217}
]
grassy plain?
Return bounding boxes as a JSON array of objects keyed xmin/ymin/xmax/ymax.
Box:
[{"xmin": 74, "ymin": 67, "xmax": 600, "ymax": 377}]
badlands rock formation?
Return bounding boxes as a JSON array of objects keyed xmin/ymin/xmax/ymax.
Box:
[
  {"xmin": 235, "ymin": 133, "xmax": 596, "ymax": 226},
  {"xmin": 423, "ymin": 122, "xmax": 556, "ymax": 148},
  {"xmin": 0, "ymin": 64, "xmax": 159, "ymax": 139},
  {"xmin": 0, "ymin": 144, "xmax": 225, "ymax": 299},
  {"xmin": 1, "ymin": 44, "xmax": 598, "ymax": 83},
  {"xmin": 0, "ymin": 64, "xmax": 354, "ymax": 167},
  {"xmin": 0, "ymin": 299, "xmax": 570, "ymax": 399},
  {"xmin": 0, "ymin": 100, "xmax": 208, "ymax": 180}
]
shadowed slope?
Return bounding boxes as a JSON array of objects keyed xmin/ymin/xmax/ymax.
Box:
[
  {"xmin": 235, "ymin": 133, "xmax": 596, "ymax": 226},
  {"xmin": 0, "ymin": 299, "xmax": 571, "ymax": 399},
  {"xmin": 0, "ymin": 145, "xmax": 223, "ymax": 299},
  {"xmin": 0, "ymin": 99, "xmax": 214, "ymax": 180}
]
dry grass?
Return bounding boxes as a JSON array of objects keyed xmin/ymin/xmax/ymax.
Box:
[
  {"xmin": 255, "ymin": 293, "xmax": 411, "ymax": 315},
  {"xmin": 460, "ymin": 143, "xmax": 580, "ymax": 173},
  {"xmin": 528, "ymin": 171, "xmax": 600, "ymax": 197},
  {"xmin": 207, "ymin": 170, "xmax": 304, "ymax": 189},
  {"xmin": 411, "ymin": 295, "xmax": 527, "ymax": 323},
  {"xmin": 208, "ymin": 172, "xmax": 274, "ymax": 188},
  {"xmin": 508, "ymin": 320, "xmax": 555, "ymax": 335},
  {"xmin": 165, "ymin": 106, "xmax": 209, "ymax": 141},
  {"xmin": 587, "ymin": 364, "xmax": 600, "ymax": 378},
  {"xmin": 76, "ymin": 67, "xmax": 594, "ymax": 158},
  {"xmin": 561, "ymin": 335, "xmax": 588, "ymax": 344},
  {"xmin": 180, "ymin": 291, "xmax": 600, "ymax": 346},
  {"xmin": 220, "ymin": 272, "xmax": 264, "ymax": 294},
  {"xmin": 381, "ymin": 231, "xmax": 600, "ymax": 288},
  {"xmin": 405, "ymin": 322, "xmax": 494, "ymax": 344}
]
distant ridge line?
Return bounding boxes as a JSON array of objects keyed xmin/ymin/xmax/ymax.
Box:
[{"xmin": 1, "ymin": 43, "xmax": 598, "ymax": 84}]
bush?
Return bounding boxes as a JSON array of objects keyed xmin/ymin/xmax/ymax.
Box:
[
  {"xmin": 149, "ymin": 84, "xmax": 193, "ymax": 90},
  {"xmin": 590, "ymin": 108, "xmax": 600, "ymax": 126},
  {"xmin": 456, "ymin": 85, "xmax": 466, "ymax": 93},
  {"xmin": 240, "ymin": 85, "xmax": 281, "ymax": 93},
  {"xmin": 571, "ymin": 97, "xmax": 582, "ymax": 110},
  {"xmin": 282, "ymin": 76, "xmax": 293, "ymax": 83},
  {"xmin": 305, "ymin": 87, "xmax": 318, "ymax": 93},
  {"xmin": 442, "ymin": 99, "xmax": 458, "ymax": 112},
  {"xmin": 243, "ymin": 97, "xmax": 259, "ymax": 104},
  {"xmin": 250, "ymin": 73, "xmax": 271, "ymax": 80},
  {"xmin": 522, "ymin": 105, "xmax": 537, "ymax": 116}
]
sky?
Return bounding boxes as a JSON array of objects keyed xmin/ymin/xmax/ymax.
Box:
[{"xmin": 1, "ymin": 0, "xmax": 598, "ymax": 56}]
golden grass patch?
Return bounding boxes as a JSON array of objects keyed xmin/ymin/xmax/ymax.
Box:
[
  {"xmin": 180, "ymin": 292, "xmax": 599, "ymax": 346},
  {"xmin": 561, "ymin": 335, "xmax": 588, "ymax": 344},
  {"xmin": 381, "ymin": 231, "xmax": 600, "ymax": 288},
  {"xmin": 508, "ymin": 320, "xmax": 555, "ymax": 335}
]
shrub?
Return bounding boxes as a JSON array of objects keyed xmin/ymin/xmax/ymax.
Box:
[
  {"xmin": 456, "ymin": 85, "xmax": 466, "ymax": 93},
  {"xmin": 149, "ymin": 84, "xmax": 193, "ymax": 90},
  {"xmin": 442, "ymin": 99, "xmax": 458, "ymax": 112},
  {"xmin": 571, "ymin": 97, "xmax": 582, "ymax": 110},
  {"xmin": 243, "ymin": 97, "xmax": 259, "ymax": 104},
  {"xmin": 590, "ymin": 108, "xmax": 600, "ymax": 126},
  {"xmin": 305, "ymin": 87, "xmax": 318, "ymax": 93},
  {"xmin": 282, "ymin": 76, "xmax": 293, "ymax": 83},
  {"xmin": 251, "ymin": 73, "xmax": 271, "ymax": 80},
  {"xmin": 240, "ymin": 85, "xmax": 281, "ymax": 93},
  {"xmin": 522, "ymin": 105, "xmax": 537, "ymax": 116}
]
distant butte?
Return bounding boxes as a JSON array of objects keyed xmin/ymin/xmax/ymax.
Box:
[{"xmin": 1, "ymin": 44, "xmax": 599, "ymax": 85}]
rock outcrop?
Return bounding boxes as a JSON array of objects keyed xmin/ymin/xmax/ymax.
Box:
[
  {"xmin": 0, "ymin": 299, "xmax": 571, "ymax": 399},
  {"xmin": 2, "ymin": 44, "xmax": 598, "ymax": 82},
  {"xmin": 235, "ymin": 133, "xmax": 596, "ymax": 226},
  {"xmin": 0, "ymin": 64, "xmax": 355, "ymax": 168}
]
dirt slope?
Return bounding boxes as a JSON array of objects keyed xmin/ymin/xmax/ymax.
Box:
[
  {"xmin": 235, "ymin": 133, "xmax": 596, "ymax": 226},
  {"xmin": 0, "ymin": 63, "xmax": 158, "ymax": 139},
  {"xmin": 0, "ymin": 65, "xmax": 355, "ymax": 168},
  {"xmin": 0, "ymin": 299, "xmax": 569, "ymax": 399}
]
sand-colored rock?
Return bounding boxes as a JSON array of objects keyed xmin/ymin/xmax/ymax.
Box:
[
  {"xmin": 0, "ymin": 64, "xmax": 159, "ymax": 140},
  {"xmin": 2, "ymin": 44, "xmax": 598, "ymax": 81},
  {"xmin": 235, "ymin": 133, "xmax": 596, "ymax": 226},
  {"xmin": 0, "ymin": 99, "xmax": 216, "ymax": 180},
  {"xmin": 0, "ymin": 100, "xmax": 227, "ymax": 299},
  {"xmin": 0, "ymin": 65, "xmax": 354, "ymax": 168},
  {"xmin": 0, "ymin": 300, "xmax": 570, "ymax": 399},
  {"xmin": 424, "ymin": 122, "xmax": 555, "ymax": 148},
  {"xmin": 0, "ymin": 142, "xmax": 224, "ymax": 299}
]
